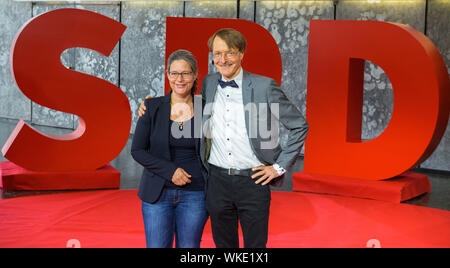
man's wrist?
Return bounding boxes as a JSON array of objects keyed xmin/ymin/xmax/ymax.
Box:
[{"xmin": 272, "ymin": 163, "xmax": 286, "ymax": 176}]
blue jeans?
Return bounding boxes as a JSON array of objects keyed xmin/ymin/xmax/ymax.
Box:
[{"xmin": 141, "ymin": 188, "xmax": 208, "ymax": 248}]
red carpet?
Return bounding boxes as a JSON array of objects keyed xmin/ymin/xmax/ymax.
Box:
[
  {"xmin": 0, "ymin": 189, "xmax": 449, "ymax": 248},
  {"xmin": 293, "ymin": 171, "xmax": 431, "ymax": 203},
  {"xmin": 0, "ymin": 161, "xmax": 120, "ymax": 191}
]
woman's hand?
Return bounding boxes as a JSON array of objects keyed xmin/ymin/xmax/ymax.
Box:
[
  {"xmin": 171, "ymin": 168, "xmax": 192, "ymax": 186},
  {"xmin": 138, "ymin": 95, "xmax": 152, "ymax": 117}
]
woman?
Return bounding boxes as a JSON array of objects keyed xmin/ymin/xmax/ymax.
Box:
[{"xmin": 131, "ymin": 50, "xmax": 208, "ymax": 248}]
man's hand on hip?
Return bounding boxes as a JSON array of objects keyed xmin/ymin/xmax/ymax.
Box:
[{"xmin": 251, "ymin": 165, "xmax": 279, "ymax": 186}]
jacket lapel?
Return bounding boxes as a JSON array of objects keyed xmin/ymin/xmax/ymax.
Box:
[
  {"xmin": 159, "ymin": 92, "xmax": 172, "ymax": 160},
  {"xmin": 193, "ymin": 94, "xmax": 202, "ymax": 155},
  {"xmin": 242, "ymin": 70, "xmax": 254, "ymax": 137},
  {"xmin": 201, "ymin": 73, "xmax": 220, "ymax": 165},
  {"xmin": 206, "ymin": 73, "xmax": 220, "ymax": 105}
]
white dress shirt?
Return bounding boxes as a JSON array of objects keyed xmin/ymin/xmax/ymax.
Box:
[{"xmin": 208, "ymin": 68, "xmax": 266, "ymax": 170}]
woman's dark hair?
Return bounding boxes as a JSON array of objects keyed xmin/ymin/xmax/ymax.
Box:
[{"xmin": 167, "ymin": 49, "xmax": 198, "ymax": 94}]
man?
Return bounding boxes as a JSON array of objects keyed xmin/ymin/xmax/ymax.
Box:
[{"xmin": 139, "ymin": 28, "xmax": 308, "ymax": 248}]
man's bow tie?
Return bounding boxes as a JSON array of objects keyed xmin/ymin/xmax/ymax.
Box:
[{"xmin": 218, "ymin": 79, "xmax": 239, "ymax": 88}]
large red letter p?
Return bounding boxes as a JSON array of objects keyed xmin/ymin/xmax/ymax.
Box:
[{"xmin": 165, "ymin": 17, "xmax": 282, "ymax": 93}]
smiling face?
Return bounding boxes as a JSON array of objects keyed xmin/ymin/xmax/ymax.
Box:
[
  {"xmin": 167, "ymin": 59, "xmax": 197, "ymax": 98},
  {"xmin": 212, "ymin": 36, "xmax": 244, "ymax": 81}
]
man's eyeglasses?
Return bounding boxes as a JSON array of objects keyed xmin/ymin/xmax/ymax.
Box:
[
  {"xmin": 167, "ymin": 71, "xmax": 194, "ymax": 80},
  {"xmin": 213, "ymin": 51, "xmax": 240, "ymax": 59}
]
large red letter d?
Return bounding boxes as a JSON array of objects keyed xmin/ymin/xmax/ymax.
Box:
[{"xmin": 305, "ymin": 20, "xmax": 450, "ymax": 180}]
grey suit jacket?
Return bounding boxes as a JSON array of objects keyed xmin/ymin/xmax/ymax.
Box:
[{"xmin": 199, "ymin": 70, "xmax": 309, "ymax": 187}]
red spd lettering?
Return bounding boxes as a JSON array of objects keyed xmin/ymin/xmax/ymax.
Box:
[
  {"xmin": 2, "ymin": 8, "xmax": 131, "ymax": 171},
  {"xmin": 305, "ymin": 20, "xmax": 450, "ymax": 180}
]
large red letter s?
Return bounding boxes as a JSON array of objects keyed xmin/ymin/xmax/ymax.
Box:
[
  {"xmin": 2, "ymin": 9, "xmax": 131, "ymax": 172},
  {"xmin": 305, "ymin": 20, "xmax": 450, "ymax": 180}
]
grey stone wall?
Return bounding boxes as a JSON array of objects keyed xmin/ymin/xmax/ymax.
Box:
[
  {"xmin": 121, "ymin": 1, "xmax": 184, "ymax": 133},
  {"xmin": 0, "ymin": 0, "xmax": 449, "ymax": 172},
  {"xmin": 421, "ymin": 0, "xmax": 450, "ymax": 170},
  {"xmin": 0, "ymin": 0, "xmax": 31, "ymax": 122}
]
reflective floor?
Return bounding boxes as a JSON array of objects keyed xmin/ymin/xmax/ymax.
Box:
[{"xmin": 1, "ymin": 117, "xmax": 449, "ymax": 211}]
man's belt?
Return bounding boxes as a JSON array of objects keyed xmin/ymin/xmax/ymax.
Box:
[{"xmin": 209, "ymin": 164, "xmax": 254, "ymax": 177}]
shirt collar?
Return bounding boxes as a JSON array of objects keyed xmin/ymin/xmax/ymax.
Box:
[{"xmin": 220, "ymin": 68, "xmax": 243, "ymax": 89}]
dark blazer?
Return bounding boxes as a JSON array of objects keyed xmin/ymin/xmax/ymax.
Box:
[{"xmin": 131, "ymin": 92, "xmax": 206, "ymax": 204}]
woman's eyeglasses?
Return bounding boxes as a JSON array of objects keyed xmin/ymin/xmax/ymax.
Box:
[{"xmin": 167, "ymin": 71, "xmax": 194, "ymax": 80}]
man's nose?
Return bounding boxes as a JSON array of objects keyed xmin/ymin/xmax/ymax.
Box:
[{"xmin": 217, "ymin": 53, "xmax": 227, "ymax": 64}]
